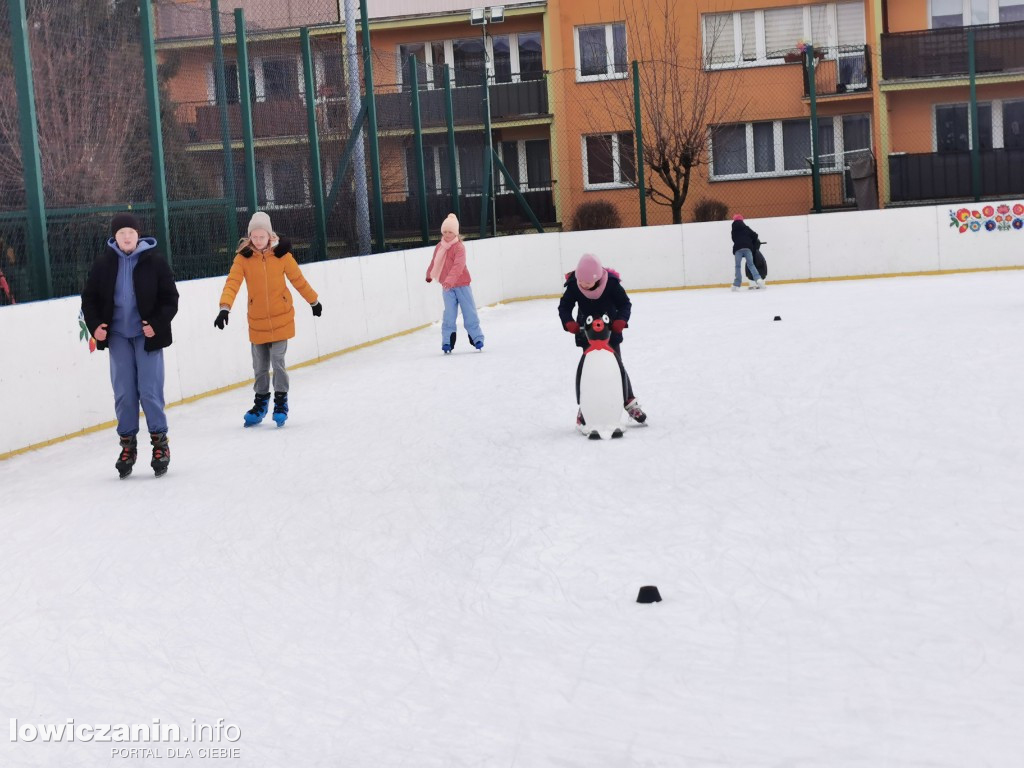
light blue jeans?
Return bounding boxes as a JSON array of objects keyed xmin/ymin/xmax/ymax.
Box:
[
  {"xmin": 107, "ymin": 333, "xmax": 167, "ymax": 437},
  {"xmin": 734, "ymin": 248, "xmax": 762, "ymax": 287},
  {"xmin": 442, "ymin": 285, "xmax": 484, "ymax": 346}
]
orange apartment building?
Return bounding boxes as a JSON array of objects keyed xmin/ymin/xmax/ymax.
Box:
[{"xmin": 155, "ymin": 0, "xmax": 1024, "ymax": 240}]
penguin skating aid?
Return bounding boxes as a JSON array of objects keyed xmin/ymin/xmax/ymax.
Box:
[{"xmin": 577, "ymin": 314, "xmax": 625, "ymax": 439}]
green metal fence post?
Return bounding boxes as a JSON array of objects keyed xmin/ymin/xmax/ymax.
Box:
[
  {"xmin": 7, "ymin": 0, "xmax": 51, "ymax": 299},
  {"xmin": 210, "ymin": 0, "xmax": 238, "ymax": 244},
  {"xmin": 442, "ymin": 65, "xmax": 461, "ymax": 220},
  {"xmin": 806, "ymin": 44, "xmax": 822, "ymax": 214},
  {"xmin": 492, "ymin": 150, "xmax": 543, "ymax": 233},
  {"xmin": 409, "ymin": 57, "xmax": 430, "ymax": 245},
  {"xmin": 234, "ymin": 9, "xmax": 259, "ymax": 217},
  {"xmin": 968, "ymin": 27, "xmax": 981, "ymax": 203},
  {"xmin": 301, "ymin": 29, "xmax": 329, "ymax": 261},
  {"xmin": 359, "ymin": 0, "xmax": 386, "ymax": 252},
  {"xmin": 480, "ymin": 66, "xmax": 495, "ymax": 239},
  {"xmin": 140, "ymin": 0, "xmax": 172, "ymax": 266},
  {"xmin": 631, "ymin": 61, "xmax": 648, "ymax": 227}
]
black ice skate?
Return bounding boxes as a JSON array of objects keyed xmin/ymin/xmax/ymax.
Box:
[
  {"xmin": 150, "ymin": 432, "xmax": 170, "ymax": 477},
  {"xmin": 115, "ymin": 435, "xmax": 137, "ymax": 479}
]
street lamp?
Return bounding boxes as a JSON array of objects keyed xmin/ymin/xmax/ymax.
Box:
[{"xmin": 471, "ymin": 6, "xmax": 504, "ymax": 236}]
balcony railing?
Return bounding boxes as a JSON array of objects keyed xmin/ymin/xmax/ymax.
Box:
[
  {"xmin": 889, "ymin": 148, "xmax": 1024, "ymax": 202},
  {"xmin": 881, "ymin": 20, "xmax": 1024, "ymax": 80},
  {"xmin": 180, "ymin": 74, "xmax": 550, "ymax": 144},
  {"xmin": 376, "ymin": 75, "xmax": 549, "ymax": 132},
  {"xmin": 802, "ymin": 45, "xmax": 872, "ymax": 97}
]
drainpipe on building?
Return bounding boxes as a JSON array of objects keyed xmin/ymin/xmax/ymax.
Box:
[{"xmin": 342, "ymin": 0, "xmax": 372, "ymax": 255}]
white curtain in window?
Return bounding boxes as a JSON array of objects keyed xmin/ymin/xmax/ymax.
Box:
[
  {"xmin": 810, "ymin": 5, "xmax": 831, "ymax": 47},
  {"xmin": 704, "ymin": 13, "xmax": 735, "ymax": 64},
  {"xmin": 764, "ymin": 7, "xmax": 804, "ymax": 57},
  {"xmin": 837, "ymin": 3, "xmax": 866, "ymax": 46},
  {"xmin": 740, "ymin": 12, "xmax": 757, "ymax": 61}
]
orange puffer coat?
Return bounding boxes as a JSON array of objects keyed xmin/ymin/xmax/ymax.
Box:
[{"xmin": 219, "ymin": 238, "xmax": 318, "ymax": 345}]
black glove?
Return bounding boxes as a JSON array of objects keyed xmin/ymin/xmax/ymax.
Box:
[
  {"xmin": 214, "ymin": 309, "xmax": 229, "ymax": 329},
  {"xmin": 311, "ymin": 302, "xmax": 322, "ymax": 317}
]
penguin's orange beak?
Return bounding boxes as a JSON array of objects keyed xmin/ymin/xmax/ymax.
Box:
[{"xmin": 591, "ymin": 318, "xmax": 605, "ymax": 333}]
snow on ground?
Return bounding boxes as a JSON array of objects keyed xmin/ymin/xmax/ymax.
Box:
[{"xmin": 2, "ymin": 271, "xmax": 1024, "ymax": 767}]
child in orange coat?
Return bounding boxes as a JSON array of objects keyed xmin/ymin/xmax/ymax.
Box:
[{"xmin": 214, "ymin": 211, "xmax": 322, "ymax": 426}]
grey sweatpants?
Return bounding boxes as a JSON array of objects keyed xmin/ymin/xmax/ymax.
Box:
[{"xmin": 251, "ymin": 340, "xmax": 289, "ymax": 394}]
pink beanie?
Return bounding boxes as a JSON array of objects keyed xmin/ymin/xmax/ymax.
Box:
[
  {"xmin": 576, "ymin": 253, "xmax": 608, "ymax": 299},
  {"xmin": 576, "ymin": 253, "xmax": 603, "ymax": 285},
  {"xmin": 441, "ymin": 213, "xmax": 460, "ymax": 236},
  {"xmin": 732, "ymin": 214, "xmax": 744, "ymax": 221}
]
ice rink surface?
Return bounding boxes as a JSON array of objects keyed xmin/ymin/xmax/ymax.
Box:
[{"xmin": 3, "ymin": 271, "xmax": 1023, "ymax": 767}]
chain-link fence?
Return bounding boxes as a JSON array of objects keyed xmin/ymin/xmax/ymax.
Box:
[{"xmin": 5, "ymin": 2, "xmax": 1017, "ymax": 305}]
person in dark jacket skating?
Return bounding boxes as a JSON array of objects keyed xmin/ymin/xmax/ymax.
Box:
[
  {"xmin": 558, "ymin": 253, "xmax": 646, "ymax": 428},
  {"xmin": 81, "ymin": 213, "xmax": 179, "ymax": 478},
  {"xmin": 730, "ymin": 214, "xmax": 765, "ymax": 291}
]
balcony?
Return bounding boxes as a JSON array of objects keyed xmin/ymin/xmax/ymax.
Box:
[
  {"xmin": 375, "ymin": 75, "xmax": 549, "ymax": 132},
  {"xmin": 881, "ymin": 20, "xmax": 1024, "ymax": 81},
  {"xmin": 888, "ymin": 148, "xmax": 1024, "ymax": 202},
  {"xmin": 802, "ymin": 45, "xmax": 872, "ymax": 97},
  {"xmin": 182, "ymin": 74, "xmax": 549, "ymax": 145}
]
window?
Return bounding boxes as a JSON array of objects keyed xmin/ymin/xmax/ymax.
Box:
[
  {"xmin": 710, "ymin": 114, "xmax": 872, "ymax": 179},
  {"xmin": 1002, "ymin": 0, "xmax": 1024, "ymax": 22},
  {"xmin": 268, "ymin": 159, "xmax": 306, "ymax": 206},
  {"xmin": 320, "ymin": 53, "xmax": 344, "ymax": 98},
  {"xmin": 1004, "ymin": 100, "xmax": 1024, "ymax": 148},
  {"xmin": 397, "ymin": 33, "xmax": 543, "ymax": 90},
  {"xmin": 399, "ymin": 43, "xmax": 428, "ymax": 91},
  {"xmin": 518, "ymin": 32, "xmax": 544, "ymax": 80},
  {"xmin": 497, "ymin": 139, "xmax": 552, "ymax": 191},
  {"xmin": 935, "ymin": 103, "xmax": 993, "ymax": 150},
  {"xmin": 703, "ymin": 3, "xmax": 866, "ymax": 68},
  {"xmin": 453, "ymin": 38, "xmax": 486, "ymax": 87},
  {"xmin": 583, "ymin": 132, "xmax": 635, "ymax": 188},
  {"xmin": 261, "ymin": 58, "xmax": 299, "ymax": 101},
  {"xmin": 782, "ymin": 119, "xmax": 811, "ymax": 170},
  {"xmin": 574, "ymin": 23, "xmax": 627, "ymax": 81},
  {"xmin": 930, "ymin": 0, "xmax": 1024, "ymax": 26},
  {"xmin": 220, "ymin": 61, "xmax": 255, "ymax": 105},
  {"xmin": 765, "ymin": 7, "xmax": 804, "ymax": 58}
]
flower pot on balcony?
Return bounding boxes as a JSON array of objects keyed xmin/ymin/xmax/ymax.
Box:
[{"xmin": 783, "ymin": 51, "xmax": 803, "ymax": 63}]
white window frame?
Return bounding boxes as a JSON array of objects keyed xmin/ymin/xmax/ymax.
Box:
[
  {"xmin": 397, "ymin": 32, "xmax": 540, "ymax": 90},
  {"xmin": 703, "ymin": 3, "xmax": 867, "ymax": 71},
  {"xmin": 708, "ymin": 114, "xmax": 873, "ymax": 181},
  {"xmin": 930, "ymin": 99, "xmax": 1014, "ymax": 150},
  {"xmin": 573, "ymin": 22, "xmax": 628, "ymax": 83},
  {"xmin": 496, "ymin": 139, "xmax": 553, "ymax": 193},
  {"xmin": 929, "ymin": 0, "xmax": 1024, "ymax": 27},
  {"xmin": 263, "ymin": 160, "xmax": 310, "ymax": 208},
  {"xmin": 581, "ymin": 132, "xmax": 636, "ymax": 190}
]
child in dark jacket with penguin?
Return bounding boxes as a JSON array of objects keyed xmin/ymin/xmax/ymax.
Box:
[{"xmin": 558, "ymin": 253, "xmax": 647, "ymax": 427}]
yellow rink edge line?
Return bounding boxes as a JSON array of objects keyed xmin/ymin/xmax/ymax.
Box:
[{"xmin": 2, "ymin": 265, "xmax": 1021, "ymax": 461}]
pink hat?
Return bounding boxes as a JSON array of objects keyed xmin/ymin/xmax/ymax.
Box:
[
  {"xmin": 732, "ymin": 214, "xmax": 744, "ymax": 221},
  {"xmin": 576, "ymin": 253, "xmax": 608, "ymax": 299},
  {"xmin": 441, "ymin": 213, "xmax": 460, "ymax": 236}
]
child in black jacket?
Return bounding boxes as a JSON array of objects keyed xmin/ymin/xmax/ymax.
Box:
[
  {"xmin": 557, "ymin": 253, "xmax": 646, "ymax": 427},
  {"xmin": 81, "ymin": 213, "xmax": 178, "ymax": 478}
]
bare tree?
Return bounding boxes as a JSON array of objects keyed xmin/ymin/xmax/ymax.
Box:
[
  {"xmin": 0, "ymin": 0, "xmax": 145, "ymax": 208},
  {"xmin": 580, "ymin": 0, "xmax": 746, "ymax": 224}
]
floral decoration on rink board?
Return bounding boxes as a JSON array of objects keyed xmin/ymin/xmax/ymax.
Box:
[{"xmin": 949, "ymin": 203, "xmax": 1024, "ymax": 233}]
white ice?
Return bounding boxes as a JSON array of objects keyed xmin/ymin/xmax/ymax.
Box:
[{"xmin": 2, "ymin": 271, "xmax": 1024, "ymax": 767}]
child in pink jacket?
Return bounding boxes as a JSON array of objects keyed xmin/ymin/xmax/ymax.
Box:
[{"xmin": 425, "ymin": 213, "xmax": 484, "ymax": 353}]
